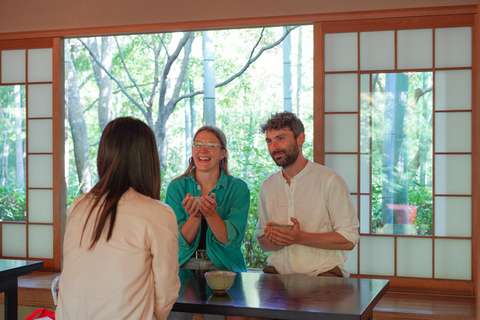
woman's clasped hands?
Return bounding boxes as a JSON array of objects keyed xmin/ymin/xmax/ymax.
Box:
[{"xmin": 183, "ymin": 193, "xmax": 217, "ymax": 218}]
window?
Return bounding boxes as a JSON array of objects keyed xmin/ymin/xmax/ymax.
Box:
[
  {"xmin": 65, "ymin": 26, "xmax": 314, "ymax": 268},
  {"xmin": 322, "ymin": 18, "xmax": 473, "ymax": 292}
]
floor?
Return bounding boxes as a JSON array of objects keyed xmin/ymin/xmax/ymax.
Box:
[{"xmin": 0, "ymin": 304, "xmax": 48, "ymax": 320}]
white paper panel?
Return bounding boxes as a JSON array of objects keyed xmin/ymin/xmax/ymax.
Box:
[
  {"xmin": 28, "ymin": 189, "xmax": 54, "ymax": 223},
  {"xmin": 29, "ymin": 225, "xmax": 54, "ymax": 259},
  {"xmin": 325, "ymin": 32, "xmax": 358, "ymax": 72},
  {"xmin": 435, "ymin": 70, "xmax": 472, "ymax": 111},
  {"xmin": 435, "ymin": 196, "xmax": 471, "ymax": 237},
  {"xmin": 360, "ymin": 31, "xmax": 395, "ymax": 71},
  {"xmin": 2, "ymin": 224, "xmax": 26, "ymax": 257},
  {"xmin": 435, "ymin": 155, "xmax": 471, "ymax": 195},
  {"xmin": 359, "ymin": 236, "xmax": 394, "ymax": 275},
  {"xmin": 28, "ymin": 84, "xmax": 53, "ymax": 118},
  {"xmin": 397, "ymin": 29, "xmax": 433, "ymax": 69},
  {"xmin": 435, "ymin": 239, "xmax": 471, "ymax": 280},
  {"xmin": 28, "ymin": 48, "xmax": 53, "ymax": 82},
  {"xmin": 360, "ymin": 155, "xmax": 370, "ymax": 194},
  {"xmin": 325, "ymin": 154, "xmax": 357, "ymax": 193},
  {"xmin": 325, "ymin": 114, "xmax": 358, "ymax": 153},
  {"xmin": 435, "ymin": 27, "xmax": 472, "ymax": 68},
  {"xmin": 1, "ymin": 50, "xmax": 26, "ymax": 83},
  {"xmin": 435, "ymin": 112, "xmax": 471, "ymax": 153},
  {"xmin": 28, "ymin": 155, "xmax": 53, "ymax": 188},
  {"xmin": 360, "ymin": 195, "xmax": 370, "ymax": 234},
  {"xmin": 397, "ymin": 238, "xmax": 432, "ymax": 278},
  {"xmin": 343, "ymin": 245, "xmax": 358, "ymax": 275},
  {"xmin": 325, "ymin": 74, "xmax": 358, "ymax": 112},
  {"xmin": 28, "ymin": 119, "xmax": 53, "ymax": 153}
]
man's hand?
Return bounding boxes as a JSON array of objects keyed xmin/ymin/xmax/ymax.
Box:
[{"xmin": 265, "ymin": 217, "xmax": 302, "ymax": 247}]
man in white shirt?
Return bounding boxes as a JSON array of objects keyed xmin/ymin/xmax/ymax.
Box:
[{"xmin": 255, "ymin": 111, "xmax": 359, "ymax": 277}]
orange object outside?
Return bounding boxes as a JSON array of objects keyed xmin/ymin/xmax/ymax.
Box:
[{"xmin": 386, "ymin": 204, "xmax": 417, "ymax": 224}]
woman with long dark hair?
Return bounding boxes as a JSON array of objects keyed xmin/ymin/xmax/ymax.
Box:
[{"xmin": 57, "ymin": 117, "xmax": 180, "ymax": 320}]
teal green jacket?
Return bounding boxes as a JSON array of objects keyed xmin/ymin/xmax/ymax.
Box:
[{"xmin": 165, "ymin": 170, "xmax": 250, "ymax": 272}]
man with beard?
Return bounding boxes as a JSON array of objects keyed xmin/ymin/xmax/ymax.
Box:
[{"xmin": 254, "ymin": 111, "xmax": 359, "ymax": 277}]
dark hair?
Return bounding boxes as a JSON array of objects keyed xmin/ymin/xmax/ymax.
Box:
[
  {"xmin": 260, "ymin": 111, "xmax": 305, "ymax": 138},
  {"xmin": 175, "ymin": 125, "xmax": 229, "ymax": 180},
  {"xmin": 82, "ymin": 117, "xmax": 161, "ymax": 248}
]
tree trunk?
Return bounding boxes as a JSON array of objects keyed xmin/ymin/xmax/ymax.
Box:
[
  {"xmin": 203, "ymin": 31, "xmax": 216, "ymax": 126},
  {"xmin": 283, "ymin": 26, "xmax": 292, "ymax": 112},
  {"xmin": 155, "ymin": 33, "xmax": 195, "ymax": 169},
  {"xmin": 1, "ymin": 129, "xmax": 9, "ymax": 187},
  {"xmin": 66, "ymin": 41, "xmax": 93, "ymax": 193},
  {"xmin": 88, "ymin": 37, "xmax": 114, "ymax": 131},
  {"xmin": 382, "ymin": 73, "xmax": 409, "ymax": 232},
  {"xmin": 155, "ymin": 111, "xmax": 169, "ymax": 171},
  {"xmin": 184, "ymin": 78, "xmax": 193, "ymax": 167},
  {"xmin": 14, "ymin": 85, "xmax": 24, "ymax": 189},
  {"xmin": 296, "ymin": 27, "xmax": 303, "ymax": 116},
  {"xmin": 188, "ymin": 79, "xmax": 196, "ymax": 167},
  {"xmin": 382, "ymin": 73, "xmax": 396, "ymax": 227},
  {"xmin": 393, "ymin": 73, "xmax": 409, "ymax": 207}
]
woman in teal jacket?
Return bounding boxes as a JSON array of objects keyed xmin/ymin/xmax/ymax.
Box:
[{"xmin": 166, "ymin": 126, "xmax": 250, "ymax": 273}]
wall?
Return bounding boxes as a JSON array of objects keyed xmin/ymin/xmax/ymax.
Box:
[{"xmin": 0, "ymin": 0, "xmax": 476, "ymax": 35}]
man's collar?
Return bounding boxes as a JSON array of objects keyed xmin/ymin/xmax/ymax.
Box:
[{"xmin": 281, "ymin": 157, "xmax": 309, "ymax": 182}]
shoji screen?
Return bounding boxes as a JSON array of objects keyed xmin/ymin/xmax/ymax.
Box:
[
  {"xmin": 320, "ymin": 16, "xmax": 473, "ymax": 293},
  {"xmin": 0, "ymin": 39, "xmax": 63, "ymax": 270}
]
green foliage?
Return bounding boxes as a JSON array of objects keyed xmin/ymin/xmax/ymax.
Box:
[
  {"xmin": 0, "ymin": 85, "xmax": 26, "ymax": 222},
  {"xmin": 228, "ymin": 128, "xmax": 278, "ymax": 269},
  {"xmin": 0, "ymin": 187, "xmax": 26, "ymax": 221},
  {"xmin": 408, "ymin": 182, "xmax": 433, "ymax": 235}
]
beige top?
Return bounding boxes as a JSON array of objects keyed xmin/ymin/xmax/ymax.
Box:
[{"xmin": 57, "ymin": 188, "xmax": 180, "ymax": 320}]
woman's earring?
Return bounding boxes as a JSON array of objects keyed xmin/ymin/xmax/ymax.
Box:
[
  {"xmin": 189, "ymin": 157, "xmax": 195, "ymax": 167},
  {"xmin": 220, "ymin": 158, "xmax": 225, "ymax": 169}
]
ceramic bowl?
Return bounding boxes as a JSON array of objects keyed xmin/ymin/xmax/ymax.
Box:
[{"xmin": 204, "ymin": 270, "xmax": 236, "ymax": 294}]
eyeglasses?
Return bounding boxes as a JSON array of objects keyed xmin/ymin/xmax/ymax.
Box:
[{"xmin": 191, "ymin": 141, "xmax": 223, "ymax": 150}]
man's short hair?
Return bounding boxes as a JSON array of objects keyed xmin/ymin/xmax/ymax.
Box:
[{"xmin": 260, "ymin": 111, "xmax": 305, "ymax": 138}]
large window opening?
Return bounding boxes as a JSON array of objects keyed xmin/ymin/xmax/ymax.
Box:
[
  {"xmin": 65, "ymin": 26, "xmax": 314, "ymax": 268},
  {"xmin": 362, "ymin": 72, "xmax": 433, "ymax": 236}
]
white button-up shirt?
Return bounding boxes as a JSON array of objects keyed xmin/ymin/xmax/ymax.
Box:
[{"xmin": 255, "ymin": 161, "xmax": 359, "ymax": 276}]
